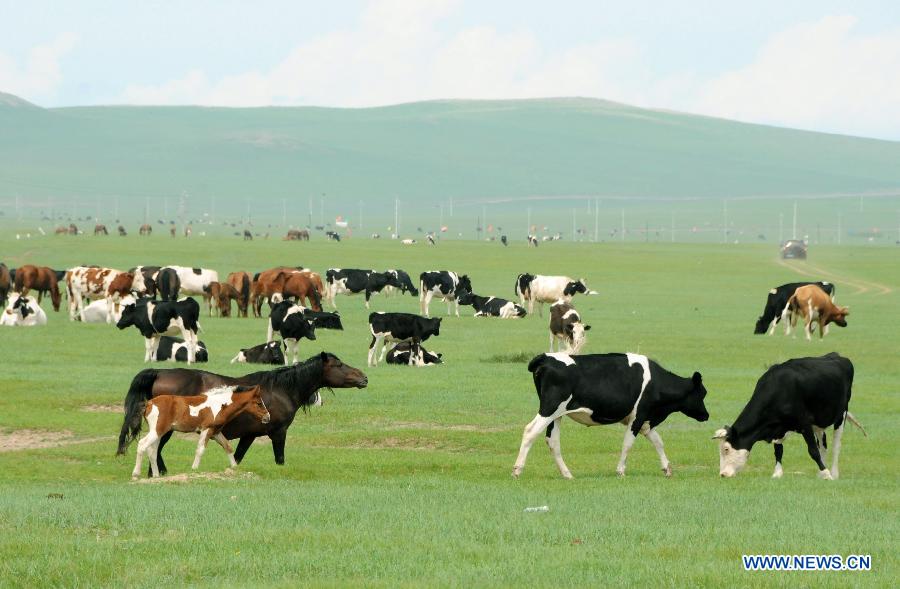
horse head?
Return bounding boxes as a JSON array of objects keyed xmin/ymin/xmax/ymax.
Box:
[{"xmin": 320, "ymin": 352, "xmax": 368, "ymax": 389}]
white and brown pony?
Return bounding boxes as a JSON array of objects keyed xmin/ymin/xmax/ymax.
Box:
[{"xmin": 131, "ymin": 385, "xmax": 270, "ymax": 479}]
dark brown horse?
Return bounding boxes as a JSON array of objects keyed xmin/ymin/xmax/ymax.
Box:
[
  {"xmin": 14, "ymin": 264, "xmax": 61, "ymax": 311},
  {"xmin": 0, "ymin": 263, "xmax": 10, "ymax": 307},
  {"xmin": 117, "ymin": 352, "xmax": 368, "ymax": 476}
]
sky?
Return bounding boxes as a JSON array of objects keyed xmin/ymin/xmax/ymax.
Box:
[{"xmin": 1, "ymin": 0, "xmax": 899, "ymax": 139}]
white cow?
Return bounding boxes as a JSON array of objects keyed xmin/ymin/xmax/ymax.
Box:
[
  {"xmin": 1, "ymin": 294, "xmax": 47, "ymax": 326},
  {"xmin": 81, "ymin": 295, "xmax": 134, "ymax": 323}
]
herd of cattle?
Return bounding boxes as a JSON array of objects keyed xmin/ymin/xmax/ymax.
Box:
[{"xmin": 0, "ymin": 259, "xmax": 863, "ymax": 480}]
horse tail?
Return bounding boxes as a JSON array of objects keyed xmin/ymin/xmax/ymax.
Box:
[
  {"xmin": 240, "ymin": 274, "xmax": 250, "ymax": 305},
  {"xmin": 117, "ymin": 368, "xmax": 159, "ymax": 455}
]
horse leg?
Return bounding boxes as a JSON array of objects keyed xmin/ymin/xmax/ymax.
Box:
[
  {"xmin": 212, "ymin": 432, "xmax": 237, "ymax": 468},
  {"xmin": 270, "ymin": 428, "xmax": 288, "ymax": 465},
  {"xmin": 192, "ymin": 428, "xmax": 211, "ymax": 470},
  {"xmin": 149, "ymin": 430, "xmax": 173, "ymax": 477},
  {"xmin": 234, "ymin": 436, "xmax": 257, "ymax": 464},
  {"xmin": 132, "ymin": 432, "xmax": 153, "ymax": 479}
]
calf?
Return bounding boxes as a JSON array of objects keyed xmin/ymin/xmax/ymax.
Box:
[
  {"xmin": 714, "ymin": 353, "xmax": 864, "ymax": 479},
  {"xmin": 457, "ymin": 292, "xmax": 526, "ymax": 318},
  {"xmin": 754, "ymin": 281, "xmax": 835, "ymax": 335},
  {"xmin": 204, "ymin": 281, "xmax": 223, "ymax": 316},
  {"xmin": 155, "ymin": 336, "xmax": 209, "ymax": 362},
  {"xmin": 515, "ymin": 274, "xmax": 597, "ymax": 317},
  {"xmin": 267, "ymin": 300, "xmax": 317, "ymax": 365},
  {"xmin": 548, "ymin": 300, "xmax": 590, "ymax": 353},
  {"xmin": 215, "ymin": 283, "xmax": 242, "ymax": 317},
  {"xmin": 230, "ymin": 341, "xmax": 285, "ymax": 365},
  {"xmin": 1, "ymin": 294, "xmax": 48, "ymax": 326},
  {"xmin": 418, "ymin": 271, "xmax": 472, "ymax": 317},
  {"xmin": 368, "ymin": 312, "xmax": 442, "ymax": 367},
  {"xmin": 513, "ymin": 352, "xmax": 709, "ymax": 479},
  {"xmin": 116, "ymin": 297, "xmax": 201, "ymax": 363},
  {"xmin": 787, "ymin": 284, "xmax": 849, "ymax": 340},
  {"xmin": 386, "ymin": 342, "xmax": 443, "ymax": 366}
]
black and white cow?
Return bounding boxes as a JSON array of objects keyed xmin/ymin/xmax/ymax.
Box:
[
  {"xmin": 383, "ymin": 269, "xmax": 419, "ymax": 298},
  {"xmin": 302, "ymin": 309, "xmax": 343, "ymax": 330},
  {"xmin": 154, "ymin": 336, "xmax": 209, "ymax": 362},
  {"xmin": 116, "ymin": 297, "xmax": 200, "ymax": 363},
  {"xmin": 325, "ymin": 268, "xmax": 401, "ymax": 309},
  {"xmin": 714, "ymin": 353, "xmax": 864, "ymax": 480},
  {"xmin": 754, "ymin": 281, "xmax": 835, "ymax": 335},
  {"xmin": 527, "ymin": 235, "xmax": 539, "ymax": 247},
  {"xmin": 368, "ymin": 312, "xmax": 442, "ymax": 367},
  {"xmin": 267, "ymin": 300, "xmax": 317, "ymax": 365},
  {"xmin": 548, "ymin": 300, "xmax": 590, "ymax": 353},
  {"xmin": 513, "ymin": 352, "xmax": 709, "ymax": 479},
  {"xmin": 230, "ymin": 341, "xmax": 285, "ymax": 365},
  {"xmin": 418, "ymin": 271, "xmax": 472, "ymax": 317},
  {"xmin": 1, "ymin": 293, "xmax": 48, "ymax": 326},
  {"xmin": 326, "ymin": 231, "xmax": 341, "ymax": 242},
  {"xmin": 386, "ymin": 342, "xmax": 443, "ymax": 366},
  {"xmin": 457, "ymin": 292, "xmax": 526, "ymax": 318},
  {"xmin": 515, "ymin": 274, "xmax": 597, "ymax": 316}
]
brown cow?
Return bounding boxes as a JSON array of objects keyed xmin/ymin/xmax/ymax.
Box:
[
  {"xmin": 216, "ymin": 283, "xmax": 243, "ymax": 317},
  {"xmin": 227, "ymin": 271, "xmax": 251, "ymax": 318},
  {"xmin": 0, "ymin": 262, "xmax": 10, "ymax": 307},
  {"xmin": 107, "ymin": 272, "xmax": 136, "ymax": 319},
  {"xmin": 139, "ymin": 224, "xmax": 152, "ymax": 236},
  {"xmin": 787, "ymin": 284, "xmax": 849, "ymax": 341},
  {"xmin": 14, "ymin": 265, "xmax": 61, "ymax": 312},
  {"xmin": 94, "ymin": 224, "xmax": 108, "ymax": 236}
]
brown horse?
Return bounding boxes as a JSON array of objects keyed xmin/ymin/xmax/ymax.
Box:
[
  {"xmin": 284, "ymin": 229, "xmax": 309, "ymax": 241},
  {"xmin": 215, "ymin": 283, "xmax": 242, "ymax": 317},
  {"xmin": 118, "ymin": 225, "xmax": 127, "ymax": 236},
  {"xmin": 68, "ymin": 223, "xmax": 78, "ymax": 235},
  {"xmin": 282, "ymin": 273, "xmax": 323, "ymax": 311},
  {"xmin": 227, "ymin": 271, "xmax": 251, "ymax": 317},
  {"xmin": 118, "ymin": 352, "xmax": 367, "ymax": 476},
  {"xmin": 0, "ymin": 263, "xmax": 10, "ymax": 307},
  {"xmin": 139, "ymin": 224, "xmax": 152, "ymax": 236},
  {"xmin": 94, "ymin": 224, "xmax": 108, "ymax": 236},
  {"xmin": 131, "ymin": 385, "xmax": 270, "ymax": 479},
  {"xmin": 14, "ymin": 265, "xmax": 61, "ymax": 311},
  {"xmin": 204, "ymin": 281, "xmax": 223, "ymax": 316}
]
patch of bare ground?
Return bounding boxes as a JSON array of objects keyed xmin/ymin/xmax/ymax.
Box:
[
  {"xmin": 132, "ymin": 470, "xmax": 260, "ymax": 484},
  {"xmin": 81, "ymin": 404, "xmax": 123, "ymax": 413},
  {"xmin": 378, "ymin": 420, "xmax": 509, "ymax": 433},
  {"xmin": 0, "ymin": 429, "xmax": 112, "ymax": 452},
  {"xmin": 315, "ymin": 436, "xmax": 466, "ymax": 451}
]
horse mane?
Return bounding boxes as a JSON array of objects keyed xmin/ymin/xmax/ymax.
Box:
[{"xmin": 245, "ymin": 353, "xmax": 328, "ymax": 408}]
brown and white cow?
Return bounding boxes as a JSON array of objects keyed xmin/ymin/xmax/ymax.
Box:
[
  {"xmin": 787, "ymin": 284, "xmax": 849, "ymax": 341},
  {"xmin": 66, "ymin": 266, "xmax": 139, "ymax": 323},
  {"xmin": 548, "ymin": 300, "xmax": 591, "ymax": 354}
]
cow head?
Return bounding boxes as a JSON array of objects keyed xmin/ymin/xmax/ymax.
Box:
[
  {"xmin": 116, "ymin": 303, "xmax": 137, "ymax": 329},
  {"xmin": 753, "ymin": 316, "xmax": 770, "ymax": 334},
  {"xmin": 263, "ymin": 341, "xmax": 285, "ymax": 364},
  {"xmin": 830, "ymin": 307, "xmax": 849, "ymax": 327},
  {"xmin": 679, "ymin": 372, "xmax": 710, "ymax": 422},
  {"xmin": 457, "ymin": 275, "xmax": 472, "ymax": 294},
  {"xmin": 713, "ymin": 426, "xmax": 750, "ymax": 477},
  {"xmin": 567, "ymin": 322, "xmax": 590, "ymax": 353},
  {"xmin": 563, "ymin": 280, "xmax": 588, "ymax": 297},
  {"xmin": 12, "ymin": 295, "xmax": 32, "ymax": 319},
  {"xmin": 456, "ymin": 291, "xmax": 475, "ymax": 306},
  {"xmin": 426, "ymin": 317, "xmax": 442, "ymax": 337},
  {"xmin": 394, "ymin": 271, "xmax": 418, "ymax": 296}
]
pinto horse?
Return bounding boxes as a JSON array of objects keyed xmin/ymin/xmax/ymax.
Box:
[
  {"xmin": 117, "ymin": 352, "xmax": 368, "ymax": 476},
  {"xmin": 14, "ymin": 264, "xmax": 61, "ymax": 312},
  {"xmin": 132, "ymin": 385, "xmax": 270, "ymax": 479}
]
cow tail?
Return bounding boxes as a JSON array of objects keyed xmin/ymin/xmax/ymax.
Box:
[
  {"xmin": 845, "ymin": 412, "xmax": 868, "ymax": 437},
  {"xmin": 117, "ymin": 369, "xmax": 159, "ymax": 455},
  {"xmin": 514, "ymin": 274, "xmax": 522, "ymax": 298}
]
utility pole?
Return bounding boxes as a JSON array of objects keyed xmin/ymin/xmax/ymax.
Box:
[
  {"xmin": 723, "ymin": 199, "xmax": 728, "ymax": 243},
  {"xmin": 594, "ymin": 199, "xmax": 599, "ymax": 242},
  {"xmin": 320, "ymin": 194, "xmax": 324, "ymax": 226},
  {"xmin": 572, "ymin": 208, "xmax": 576, "ymax": 241},
  {"xmin": 308, "ymin": 196, "xmax": 312, "ymax": 227},
  {"xmin": 792, "ymin": 201, "xmax": 798, "ymax": 238},
  {"xmin": 282, "ymin": 198, "xmax": 287, "ymax": 226},
  {"xmin": 779, "ymin": 213, "xmax": 784, "ymax": 243},
  {"xmin": 621, "ymin": 208, "xmax": 625, "ymax": 243},
  {"xmin": 145, "ymin": 197, "xmax": 150, "ymax": 224},
  {"xmin": 671, "ymin": 211, "xmax": 675, "ymax": 243},
  {"xmin": 527, "ymin": 207, "xmax": 531, "ymax": 236},
  {"xmin": 837, "ymin": 212, "xmax": 842, "ymax": 245},
  {"xmin": 394, "ymin": 198, "xmax": 400, "ymax": 238}
]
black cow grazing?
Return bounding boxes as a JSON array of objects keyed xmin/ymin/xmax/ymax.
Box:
[
  {"xmin": 418, "ymin": 271, "xmax": 472, "ymax": 317},
  {"xmin": 302, "ymin": 308, "xmax": 343, "ymax": 330},
  {"xmin": 500, "ymin": 235, "xmax": 508, "ymax": 246},
  {"xmin": 155, "ymin": 267, "xmax": 181, "ymax": 301},
  {"xmin": 155, "ymin": 336, "xmax": 209, "ymax": 363},
  {"xmin": 386, "ymin": 342, "xmax": 442, "ymax": 366},
  {"xmin": 230, "ymin": 341, "xmax": 285, "ymax": 365},
  {"xmin": 457, "ymin": 292, "xmax": 526, "ymax": 318},
  {"xmin": 714, "ymin": 353, "xmax": 865, "ymax": 480},
  {"xmin": 116, "ymin": 297, "xmax": 201, "ymax": 364},
  {"xmin": 267, "ymin": 301, "xmax": 317, "ymax": 365},
  {"xmin": 384, "ymin": 269, "xmax": 418, "ymax": 297},
  {"xmin": 326, "ymin": 231, "xmax": 341, "ymax": 242},
  {"xmin": 513, "ymin": 352, "xmax": 709, "ymax": 479},
  {"xmin": 549, "ymin": 300, "xmax": 591, "ymax": 354},
  {"xmin": 368, "ymin": 312, "xmax": 442, "ymax": 367},
  {"xmin": 754, "ymin": 281, "xmax": 835, "ymax": 335}
]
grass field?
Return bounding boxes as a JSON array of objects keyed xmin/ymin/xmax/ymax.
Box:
[{"xmin": 0, "ymin": 233, "xmax": 897, "ymax": 587}]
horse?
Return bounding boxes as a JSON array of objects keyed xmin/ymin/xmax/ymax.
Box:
[
  {"xmin": 14, "ymin": 264, "xmax": 61, "ymax": 312},
  {"xmin": 139, "ymin": 224, "xmax": 152, "ymax": 236},
  {"xmin": 131, "ymin": 385, "xmax": 270, "ymax": 479},
  {"xmin": 117, "ymin": 352, "xmax": 368, "ymax": 476},
  {"xmin": 226, "ymin": 271, "xmax": 251, "ymax": 317},
  {"xmin": 0, "ymin": 263, "xmax": 10, "ymax": 307},
  {"xmin": 282, "ymin": 272, "xmax": 324, "ymax": 311}
]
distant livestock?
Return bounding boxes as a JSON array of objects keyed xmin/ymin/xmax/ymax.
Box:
[
  {"xmin": 284, "ymin": 229, "xmax": 309, "ymax": 241},
  {"xmin": 548, "ymin": 300, "xmax": 590, "ymax": 354},
  {"xmin": 401, "ymin": 239, "xmax": 417, "ymax": 245},
  {"xmin": 326, "ymin": 231, "xmax": 341, "ymax": 242},
  {"xmin": 514, "ymin": 353, "xmax": 709, "ymax": 479},
  {"xmin": 139, "ymin": 224, "xmax": 152, "ymax": 236},
  {"xmin": 514, "ymin": 274, "xmax": 596, "ymax": 316},
  {"xmin": 94, "ymin": 224, "xmax": 108, "ymax": 236},
  {"xmin": 787, "ymin": 284, "xmax": 849, "ymax": 340},
  {"xmin": 754, "ymin": 281, "xmax": 835, "ymax": 335},
  {"xmin": 118, "ymin": 225, "xmax": 127, "ymax": 236},
  {"xmin": 418, "ymin": 271, "xmax": 472, "ymax": 317}
]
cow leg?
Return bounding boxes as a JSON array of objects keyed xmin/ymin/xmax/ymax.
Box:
[
  {"xmin": 378, "ymin": 340, "xmax": 392, "ymax": 363},
  {"xmin": 772, "ymin": 439, "xmax": 785, "ymax": 478},
  {"xmin": 818, "ymin": 317, "xmax": 826, "ymax": 339},
  {"xmin": 831, "ymin": 418, "xmax": 845, "ymax": 480},
  {"xmin": 548, "ymin": 332, "xmax": 555, "ymax": 352},
  {"xmin": 368, "ymin": 335, "xmax": 383, "ymax": 367},
  {"xmin": 545, "ymin": 419, "xmax": 573, "ymax": 479},
  {"xmin": 644, "ymin": 428, "xmax": 672, "ymax": 477},
  {"xmin": 537, "ymin": 301, "xmax": 543, "ymax": 317},
  {"xmin": 192, "ymin": 428, "xmax": 211, "ymax": 470},
  {"xmin": 144, "ymin": 338, "xmax": 154, "ymax": 362},
  {"xmin": 800, "ymin": 426, "xmax": 831, "ymax": 479},
  {"xmin": 420, "ymin": 292, "xmax": 432, "ymax": 317},
  {"xmin": 512, "ymin": 413, "xmax": 555, "ymax": 478},
  {"xmin": 270, "ymin": 428, "xmax": 288, "ymax": 465},
  {"xmin": 212, "ymin": 432, "xmax": 237, "ymax": 468},
  {"xmin": 179, "ymin": 327, "xmax": 195, "ymax": 364},
  {"xmin": 234, "ymin": 436, "xmax": 256, "ymax": 464},
  {"xmin": 266, "ymin": 320, "xmax": 274, "ymax": 343},
  {"xmin": 615, "ymin": 421, "xmax": 642, "ymax": 477}
]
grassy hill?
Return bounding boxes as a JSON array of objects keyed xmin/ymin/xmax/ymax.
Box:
[{"xmin": 2, "ymin": 92, "xmax": 899, "ymax": 239}]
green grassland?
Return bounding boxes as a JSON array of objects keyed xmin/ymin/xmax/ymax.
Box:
[{"xmin": 0, "ymin": 232, "xmax": 897, "ymax": 587}]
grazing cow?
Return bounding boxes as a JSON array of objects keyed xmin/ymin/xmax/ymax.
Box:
[
  {"xmin": 418, "ymin": 271, "xmax": 472, "ymax": 317},
  {"xmin": 284, "ymin": 229, "xmax": 310, "ymax": 241},
  {"xmin": 226, "ymin": 271, "xmax": 251, "ymax": 317},
  {"xmin": 714, "ymin": 353, "xmax": 864, "ymax": 480},
  {"xmin": 94, "ymin": 224, "xmax": 108, "ymax": 236},
  {"xmin": 155, "ymin": 336, "xmax": 209, "ymax": 363},
  {"xmin": 267, "ymin": 301, "xmax": 317, "ymax": 365},
  {"xmin": 243, "ymin": 230, "xmax": 253, "ymax": 241},
  {"xmin": 302, "ymin": 309, "xmax": 343, "ymax": 330},
  {"xmin": 68, "ymin": 223, "xmax": 79, "ymax": 235},
  {"xmin": 383, "ymin": 269, "xmax": 419, "ymax": 298},
  {"xmin": 457, "ymin": 292, "xmax": 526, "ymax": 318},
  {"xmin": 513, "ymin": 353, "xmax": 710, "ymax": 479},
  {"xmin": 787, "ymin": 284, "xmax": 849, "ymax": 341},
  {"xmin": 386, "ymin": 342, "xmax": 443, "ymax": 366},
  {"xmin": 214, "ymin": 283, "xmax": 243, "ymax": 317},
  {"xmin": 66, "ymin": 266, "xmax": 136, "ymax": 322},
  {"xmin": 230, "ymin": 341, "xmax": 285, "ymax": 365},
  {"xmin": 515, "ymin": 274, "xmax": 596, "ymax": 317},
  {"xmin": 549, "ymin": 300, "xmax": 591, "ymax": 353},
  {"xmin": 754, "ymin": 281, "xmax": 835, "ymax": 335},
  {"xmin": 326, "ymin": 231, "xmax": 341, "ymax": 242},
  {"xmin": 118, "ymin": 225, "xmax": 127, "ymax": 236},
  {"xmin": 14, "ymin": 265, "xmax": 62, "ymax": 312},
  {"xmin": 81, "ymin": 295, "xmax": 135, "ymax": 323},
  {"xmin": 132, "ymin": 385, "xmax": 270, "ymax": 479},
  {"xmin": 116, "ymin": 297, "xmax": 201, "ymax": 364},
  {"xmin": 368, "ymin": 312, "xmax": 442, "ymax": 367},
  {"xmin": 139, "ymin": 224, "xmax": 152, "ymax": 236},
  {"xmin": 1, "ymin": 294, "xmax": 48, "ymax": 326},
  {"xmin": 527, "ymin": 235, "xmax": 539, "ymax": 247},
  {"xmin": 401, "ymin": 238, "xmax": 417, "ymax": 245},
  {"xmin": 426, "ymin": 235, "xmax": 436, "ymax": 245},
  {"xmin": 0, "ymin": 263, "xmax": 10, "ymax": 307}
]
